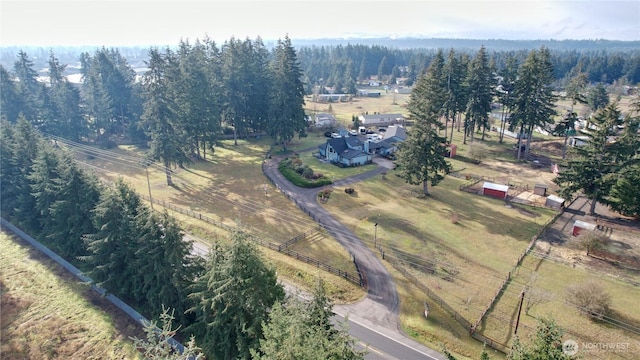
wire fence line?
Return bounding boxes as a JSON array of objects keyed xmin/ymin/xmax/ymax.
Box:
[
  {"xmin": 141, "ymin": 194, "xmax": 363, "ymax": 287},
  {"xmin": 0, "ymin": 217, "xmax": 188, "ymax": 356},
  {"xmin": 470, "ymin": 204, "xmax": 568, "ymax": 351}
]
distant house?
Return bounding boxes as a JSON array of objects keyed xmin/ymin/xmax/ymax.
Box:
[
  {"xmin": 314, "ymin": 113, "xmax": 338, "ymax": 128},
  {"xmin": 382, "ymin": 125, "xmax": 407, "ymax": 141},
  {"xmin": 318, "ymin": 137, "xmax": 372, "ymax": 167},
  {"xmin": 315, "ymin": 94, "xmax": 351, "ymax": 103},
  {"xmin": 356, "ymin": 90, "xmax": 381, "ymax": 97},
  {"xmin": 367, "ymin": 125, "xmax": 407, "ymax": 156},
  {"xmin": 358, "ymin": 113, "xmax": 405, "ymax": 127}
]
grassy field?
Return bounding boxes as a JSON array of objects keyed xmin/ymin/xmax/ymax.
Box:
[
  {"xmin": 480, "ymin": 253, "xmax": 640, "ymax": 359},
  {"xmin": 73, "ymin": 137, "xmax": 366, "ymax": 301},
  {"xmin": 0, "ymin": 230, "xmax": 141, "ymax": 360},
  {"xmin": 64, "ymin": 90, "xmax": 638, "ymax": 359}
]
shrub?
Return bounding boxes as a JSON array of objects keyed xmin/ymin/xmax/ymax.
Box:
[
  {"xmin": 302, "ymin": 167, "xmax": 314, "ymax": 179},
  {"xmin": 278, "ymin": 159, "xmax": 333, "ymax": 188},
  {"xmin": 566, "ymin": 280, "xmax": 611, "ymax": 320}
]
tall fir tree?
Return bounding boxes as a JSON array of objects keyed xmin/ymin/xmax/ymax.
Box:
[
  {"xmin": 554, "ymin": 103, "xmax": 623, "ymax": 215},
  {"xmin": 47, "ymin": 152, "xmax": 102, "ymax": 258},
  {"xmin": 509, "ymin": 47, "xmax": 557, "ymax": 160},
  {"xmin": 0, "ymin": 65, "xmax": 21, "ymax": 123},
  {"xmin": 83, "ymin": 178, "xmax": 145, "ymax": 298},
  {"xmin": 134, "ymin": 210, "xmax": 202, "ymax": 325},
  {"xmin": 463, "ymin": 46, "xmax": 493, "ymax": 143},
  {"xmin": 396, "ymin": 50, "xmax": 451, "ymax": 196},
  {"xmin": 188, "ymin": 230, "xmax": 285, "ymax": 360},
  {"xmin": 268, "ymin": 36, "xmax": 307, "ymax": 151},
  {"xmin": 141, "ymin": 48, "xmax": 191, "ymax": 186}
]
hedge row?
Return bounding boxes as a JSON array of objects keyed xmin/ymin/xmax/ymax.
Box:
[{"xmin": 278, "ymin": 161, "xmax": 333, "ymax": 188}]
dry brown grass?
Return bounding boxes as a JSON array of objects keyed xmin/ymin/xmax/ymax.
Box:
[{"xmin": 0, "ymin": 231, "xmax": 141, "ymax": 360}]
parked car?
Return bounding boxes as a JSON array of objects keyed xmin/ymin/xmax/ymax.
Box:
[
  {"xmin": 324, "ymin": 131, "xmax": 333, "ymax": 138},
  {"xmin": 348, "ymin": 129, "xmax": 358, "ymax": 136},
  {"xmin": 331, "ymin": 132, "xmax": 341, "ymax": 138}
]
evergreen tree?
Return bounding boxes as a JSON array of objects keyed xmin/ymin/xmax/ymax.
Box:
[
  {"xmin": 132, "ymin": 306, "xmax": 204, "ymax": 360},
  {"xmin": 9, "ymin": 117, "xmax": 42, "ymax": 232},
  {"xmin": 188, "ymin": 230, "xmax": 285, "ymax": 360},
  {"xmin": 47, "ymin": 51, "xmax": 86, "ymax": 140},
  {"xmin": 605, "ymin": 108, "xmax": 640, "ymax": 217},
  {"xmin": 29, "ymin": 142, "xmax": 62, "ymax": 237},
  {"xmin": 443, "ymin": 49, "xmax": 466, "ymax": 144},
  {"xmin": 509, "ymin": 47, "xmax": 557, "ymax": 160},
  {"xmin": 83, "ymin": 178, "xmax": 144, "ymax": 298},
  {"xmin": 268, "ymin": 36, "xmax": 307, "ymax": 151},
  {"xmin": 587, "ymin": 83, "xmax": 609, "ymax": 112},
  {"xmin": 463, "ymin": 46, "xmax": 494, "ymax": 142},
  {"xmin": 13, "ymin": 50, "xmax": 44, "ymax": 124},
  {"xmin": 141, "ymin": 48, "xmax": 190, "ymax": 186},
  {"xmin": 396, "ymin": 51, "xmax": 451, "ymax": 196},
  {"xmin": 48, "ymin": 152, "xmax": 102, "ymax": 258},
  {"xmin": 497, "ymin": 54, "xmax": 518, "ymax": 143},
  {"xmin": 253, "ymin": 278, "xmax": 365, "ymax": 360},
  {"xmin": 508, "ymin": 317, "xmax": 572, "ymax": 360},
  {"xmin": 134, "ymin": 210, "xmax": 202, "ymax": 325},
  {"xmin": 377, "ymin": 55, "xmax": 388, "ymax": 82},
  {"xmin": 0, "ymin": 65, "xmax": 21, "ymax": 123},
  {"xmin": 554, "ymin": 103, "xmax": 622, "ymax": 215}
]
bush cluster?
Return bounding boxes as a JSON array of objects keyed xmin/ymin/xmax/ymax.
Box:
[{"xmin": 278, "ymin": 156, "xmax": 332, "ymax": 188}]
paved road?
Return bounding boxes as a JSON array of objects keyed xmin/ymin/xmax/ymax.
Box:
[{"xmin": 262, "ymin": 154, "xmax": 446, "ymax": 359}]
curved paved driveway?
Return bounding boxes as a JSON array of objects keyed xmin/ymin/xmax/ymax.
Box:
[{"xmin": 263, "ymin": 154, "xmax": 400, "ymax": 331}]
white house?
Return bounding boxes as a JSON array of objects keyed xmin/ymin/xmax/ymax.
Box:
[
  {"xmin": 314, "ymin": 113, "xmax": 338, "ymax": 128},
  {"xmin": 358, "ymin": 113, "xmax": 405, "ymax": 127}
]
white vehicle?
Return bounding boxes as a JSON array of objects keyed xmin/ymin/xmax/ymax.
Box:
[
  {"xmin": 348, "ymin": 129, "xmax": 358, "ymax": 136},
  {"xmin": 331, "ymin": 132, "xmax": 341, "ymax": 138}
]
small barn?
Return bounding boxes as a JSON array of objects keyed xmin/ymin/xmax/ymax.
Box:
[
  {"xmin": 572, "ymin": 220, "xmax": 597, "ymax": 236},
  {"xmin": 483, "ymin": 182, "xmax": 509, "ymax": 199},
  {"xmin": 445, "ymin": 144, "xmax": 457, "ymax": 158},
  {"xmin": 545, "ymin": 194, "xmax": 565, "ymax": 210},
  {"xmin": 534, "ymin": 184, "xmax": 548, "ymax": 196}
]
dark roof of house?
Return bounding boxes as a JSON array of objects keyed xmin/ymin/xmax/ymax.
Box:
[
  {"xmin": 369, "ymin": 138, "xmax": 398, "ymax": 150},
  {"xmin": 383, "ymin": 125, "xmax": 407, "ymax": 140},
  {"xmin": 340, "ymin": 148, "xmax": 369, "ymax": 160}
]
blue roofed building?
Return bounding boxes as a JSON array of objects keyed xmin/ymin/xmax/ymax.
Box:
[{"xmin": 318, "ymin": 136, "xmax": 372, "ymax": 167}]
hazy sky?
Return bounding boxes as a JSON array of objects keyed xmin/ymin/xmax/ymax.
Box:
[{"xmin": 1, "ymin": 0, "xmax": 639, "ymax": 47}]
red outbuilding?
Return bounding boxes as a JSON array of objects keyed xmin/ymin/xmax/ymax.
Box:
[
  {"xmin": 482, "ymin": 182, "xmax": 509, "ymax": 200},
  {"xmin": 572, "ymin": 220, "xmax": 597, "ymax": 236}
]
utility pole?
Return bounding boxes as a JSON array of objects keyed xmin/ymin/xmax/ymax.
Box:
[
  {"xmin": 145, "ymin": 162, "xmax": 154, "ymax": 210},
  {"xmin": 374, "ymin": 222, "xmax": 378, "ymax": 248},
  {"xmin": 514, "ymin": 287, "xmax": 526, "ymax": 335}
]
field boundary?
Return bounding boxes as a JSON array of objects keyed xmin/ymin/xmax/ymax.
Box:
[{"xmin": 142, "ymin": 195, "xmax": 363, "ymax": 287}]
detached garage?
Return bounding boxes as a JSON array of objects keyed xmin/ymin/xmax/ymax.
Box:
[
  {"xmin": 483, "ymin": 182, "xmax": 509, "ymax": 200},
  {"xmin": 572, "ymin": 220, "xmax": 597, "ymax": 236}
]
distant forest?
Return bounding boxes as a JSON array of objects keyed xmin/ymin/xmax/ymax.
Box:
[{"xmin": 1, "ymin": 38, "xmax": 640, "ymax": 93}]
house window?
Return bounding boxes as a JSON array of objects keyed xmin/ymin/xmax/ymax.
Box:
[{"xmin": 329, "ymin": 147, "xmax": 334, "ymax": 153}]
